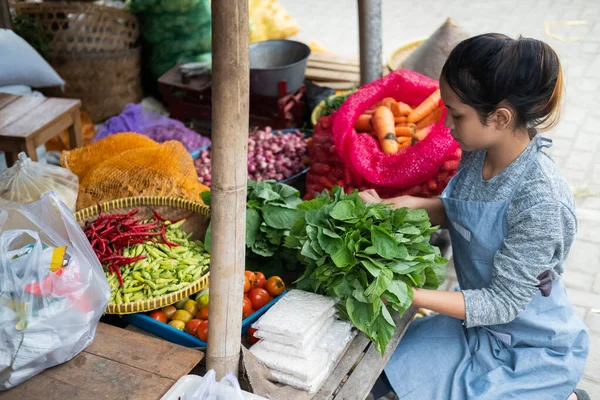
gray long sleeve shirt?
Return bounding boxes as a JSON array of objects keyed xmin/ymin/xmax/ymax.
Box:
[{"xmin": 449, "ymin": 135, "xmax": 577, "ymax": 328}]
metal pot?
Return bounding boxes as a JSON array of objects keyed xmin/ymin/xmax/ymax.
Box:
[{"xmin": 249, "ymin": 40, "xmax": 311, "ymax": 97}]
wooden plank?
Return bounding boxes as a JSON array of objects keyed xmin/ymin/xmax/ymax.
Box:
[
  {"xmin": 332, "ymin": 306, "xmax": 417, "ymax": 400},
  {"xmin": 307, "ymin": 60, "xmax": 360, "ymax": 74},
  {"xmin": 0, "ymin": 352, "xmax": 176, "ymax": 400},
  {"xmin": 1, "ymin": 98, "xmax": 79, "ymax": 138},
  {"xmin": 309, "ymin": 52, "xmax": 360, "ymax": 67},
  {"xmin": 0, "ymin": 94, "xmax": 18, "ymax": 109},
  {"xmin": 312, "ymin": 333, "xmax": 372, "ymax": 400},
  {"xmin": 0, "ymin": 373, "xmax": 101, "ymax": 400},
  {"xmin": 305, "ymin": 68, "xmax": 360, "ymax": 83},
  {"xmin": 86, "ymin": 322, "xmax": 203, "ymax": 381},
  {"xmin": 0, "ymin": 96, "xmax": 46, "ymax": 131}
]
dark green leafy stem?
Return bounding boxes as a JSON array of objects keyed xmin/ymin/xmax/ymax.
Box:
[
  {"xmin": 285, "ymin": 187, "xmax": 447, "ymax": 355},
  {"xmin": 321, "ymin": 89, "xmax": 358, "ymax": 117}
]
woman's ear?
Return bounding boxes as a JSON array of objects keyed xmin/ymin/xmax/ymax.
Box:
[{"xmin": 491, "ymin": 107, "xmax": 514, "ymax": 131}]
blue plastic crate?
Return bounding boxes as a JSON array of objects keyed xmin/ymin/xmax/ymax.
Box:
[{"xmin": 122, "ymin": 290, "xmax": 286, "ymax": 348}]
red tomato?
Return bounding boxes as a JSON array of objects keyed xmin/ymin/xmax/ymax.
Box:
[
  {"xmin": 265, "ymin": 276, "xmax": 285, "ymax": 297},
  {"xmin": 196, "ymin": 306, "xmax": 209, "ymax": 321},
  {"xmin": 185, "ymin": 319, "xmax": 202, "ymax": 336},
  {"xmin": 242, "ymin": 309, "xmax": 254, "ymax": 320},
  {"xmin": 197, "ymin": 320, "xmax": 209, "ymax": 342},
  {"xmin": 245, "ymin": 271, "xmax": 257, "ymax": 288},
  {"xmin": 149, "ymin": 310, "xmax": 167, "ymax": 324},
  {"xmin": 254, "ymin": 272, "xmax": 266, "ymax": 289},
  {"xmin": 242, "ymin": 296, "xmax": 253, "ymax": 316},
  {"xmin": 248, "ymin": 288, "xmax": 270, "ymax": 310},
  {"xmin": 244, "ymin": 276, "xmax": 251, "ymax": 293},
  {"xmin": 248, "ymin": 327, "xmax": 260, "ymax": 345}
]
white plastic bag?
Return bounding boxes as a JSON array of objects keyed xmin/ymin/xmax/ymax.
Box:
[
  {"xmin": 0, "ymin": 152, "xmax": 78, "ymax": 212},
  {"xmin": 187, "ymin": 370, "xmax": 245, "ymax": 400},
  {"xmin": 0, "ymin": 193, "xmax": 110, "ymax": 390},
  {"xmin": 0, "ymin": 29, "xmax": 65, "ymax": 88}
]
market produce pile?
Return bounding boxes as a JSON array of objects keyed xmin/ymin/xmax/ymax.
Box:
[
  {"xmin": 82, "ymin": 209, "xmax": 210, "ymax": 305},
  {"xmin": 145, "ymin": 270, "xmax": 285, "ymax": 343},
  {"xmin": 285, "ymin": 186, "xmax": 447, "ymax": 354},
  {"xmin": 194, "ymin": 128, "xmax": 308, "ymax": 186}
]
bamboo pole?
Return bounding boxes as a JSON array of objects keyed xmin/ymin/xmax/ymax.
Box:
[
  {"xmin": 206, "ymin": 0, "xmax": 249, "ymax": 379},
  {"xmin": 358, "ymin": 0, "xmax": 382, "ymax": 84},
  {"xmin": 0, "ymin": 0, "xmax": 11, "ymax": 30}
]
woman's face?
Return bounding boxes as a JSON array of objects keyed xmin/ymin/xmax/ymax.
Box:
[{"xmin": 439, "ymin": 77, "xmax": 499, "ymax": 152}]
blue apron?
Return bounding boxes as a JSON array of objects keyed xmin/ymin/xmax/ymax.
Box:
[{"xmin": 384, "ymin": 137, "xmax": 589, "ymax": 399}]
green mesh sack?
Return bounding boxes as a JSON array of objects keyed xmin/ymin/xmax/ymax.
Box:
[
  {"xmin": 127, "ymin": 0, "xmax": 205, "ymax": 14},
  {"xmin": 141, "ymin": 7, "xmax": 212, "ymax": 44}
]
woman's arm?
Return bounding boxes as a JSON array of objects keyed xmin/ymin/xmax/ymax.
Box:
[
  {"xmin": 413, "ymin": 288, "xmax": 465, "ymax": 320},
  {"xmin": 359, "ymin": 190, "xmax": 446, "ymax": 226}
]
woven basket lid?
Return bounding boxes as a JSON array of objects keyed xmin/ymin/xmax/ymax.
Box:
[{"xmin": 398, "ymin": 18, "xmax": 470, "ymax": 80}]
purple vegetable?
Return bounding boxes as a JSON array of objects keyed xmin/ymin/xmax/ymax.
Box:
[
  {"xmin": 194, "ymin": 128, "xmax": 308, "ymax": 186},
  {"xmin": 144, "ymin": 124, "xmax": 211, "ymax": 152}
]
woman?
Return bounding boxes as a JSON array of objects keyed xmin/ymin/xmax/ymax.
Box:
[{"xmin": 361, "ymin": 34, "xmax": 590, "ymax": 400}]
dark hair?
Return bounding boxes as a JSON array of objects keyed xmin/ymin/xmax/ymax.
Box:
[{"xmin": 441, "ymin": 33, "xmax": 563, "ymax": 132}]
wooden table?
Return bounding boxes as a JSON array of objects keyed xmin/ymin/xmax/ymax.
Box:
[
  {"xmin": 0, "ymin": 94, "xmax": 82, "ymax": 167},
  {"xmin": 0, "ymin": 323, "xmax": 204, "ymax": 400}
]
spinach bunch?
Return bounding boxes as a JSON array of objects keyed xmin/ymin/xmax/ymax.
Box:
[
  {"xmin": 285, "ymin": 187, "xmax": 447, "ymax": 354},
  {"xmin": 203, "ymin": 181, "xmax": 303, "ymax": 278}
]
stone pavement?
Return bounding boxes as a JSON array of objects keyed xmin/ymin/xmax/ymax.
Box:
[{"xmin": 280, "ymin": 0, "xmax": 600, "ymax": 395}]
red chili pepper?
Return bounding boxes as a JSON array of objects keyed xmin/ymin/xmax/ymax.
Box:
[{"xmin": 114, "ymin": 265, "xmax": 124, "ymax": 286}]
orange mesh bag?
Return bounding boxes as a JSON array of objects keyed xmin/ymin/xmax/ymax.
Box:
[
  {"xmin": 61, "ymin": 132, "xmax": 160, "ymax": 181},
  {"xmin": 75, "ymin": 140, "xmax": 208, "ymax": 210},
  {"xmin": 46, "ymin": 111, "xmax": 96, "ymax": 152}
]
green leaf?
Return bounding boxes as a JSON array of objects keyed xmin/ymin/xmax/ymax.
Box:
[
  {"xmin": 261, "ymin": 204, "xmax": 300, "ymax": 230},
  {"xmin": 330, "ymin": 200, "xmax": 359, "ymax": 222},
  {"xmin": 317, "ymin": 228, "xmax": 344, "ymax": 255},
  {"xmin": 392, "ymin": 208, "xmax": 408, "ymax": 227},
  {"xmin": 331, "ymin": 244, "xmax": 354, "ymax": 268},
  {"xmin": 374, "ymin": 313, "xmax": 396, "ymax": 355},
  {"xmin": 398, "ymin": 225, "xmax": 421, "ymax": 235},
  {"xmin": 200, "ymin": 190, "xmax": 211, "ymax": 206},
  {"xmin": 245, "ymin": 208, "xmax": 262, "ymax": 247},
  {"xmin": 405, "ymin": 209, "xmax": 429, "ymax": 223},
  {"xmin": 204, "ymin": 223, "xmax": 212, "ymax": 252},
  {"xmin": 364, "ymin": 268, "xmax": 393, "ymax": 303},
  {"xmin": 385, "ymin": 280, "xmax": 413, "ymax": 311},
  {"xmin": 301, "ymin": 240, "xmax": 321, "ymax": 261},
  {"xmin": 386, "ymin": 260, "xmax": 421, "ymax": 274},
  {"xmin": 322, "ymin": 228, "xmax": 341, "ymax": 238},
  {"xmin": 371, "ymin": 226, "xmax": 398, "ymax": 259},
  {"xmin": 256, "ymin": 188, "xmax": 281, "ymax": 202},
  {"xmin": 360, "ymin": 259, "xmax": 381, "ymax": 277},
  {"xmin": 346, "ymin": 297, "xmax": 372, "ymax": 334}
]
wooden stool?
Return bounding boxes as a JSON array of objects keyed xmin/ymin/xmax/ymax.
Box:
[{"xmin": 0, "ymin": 93, "xmax": 82, "ymax": 167}]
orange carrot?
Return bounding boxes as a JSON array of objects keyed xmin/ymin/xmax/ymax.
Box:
[
  {"xmin": 394, "ymin": 116, "xmax": 407, "ymax": 124},
  {"xmin": 391, "ymin": 101, "xmax": 412, "ymax": 117},
  {"xmin": 408, "ymin": 89, "xmax": 441, "ymax": 123},
  {"xmin": 394, "ymin": 124, "xmax": 416, "ymax": 137},
  {"xmin": 396, "ymin": 136, "xmax": 412, "ymax": 148},
  {"xmin": 413, "ymin": 126, "xmax": 432, "ymax": 142},
  {"xmin": 415, "ymin": 106, "xmax": 445, "ymax": 130},
  {"xmin": 354, "ymin": 114, "xmax": 372, "ymax": 132},
  {"xmin": 377, "ymin": 97, "xmax": 396, "ymax": 110},
  {"xmin": 372, "ymin": 106, "xmax": 398, "ymax": 154}
]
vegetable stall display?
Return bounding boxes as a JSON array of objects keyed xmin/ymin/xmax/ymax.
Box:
[{"xmin": 195, "ymin": 127, "xmax": 308, "ymax": 186}]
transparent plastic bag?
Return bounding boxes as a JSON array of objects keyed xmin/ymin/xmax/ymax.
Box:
[
  {"xmin": 0, "ymin": 193, "xmax": 110, "ymax": 390},
  {"xmin": 188, "ymin": 370, "xmax": 245, "ymax": 400},
  {"xmin": 0, "ymin": 152, "xmax": 78, "ymax": 212}
]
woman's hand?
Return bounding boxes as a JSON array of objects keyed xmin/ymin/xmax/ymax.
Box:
[{"xmin": 358, "ymin": 189, "xmax": 382, "ymax": 204}]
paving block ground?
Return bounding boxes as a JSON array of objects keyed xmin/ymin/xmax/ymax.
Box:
[{"xmin": 280, "ymin": 0, "xmax": 600, "ymax": 395}]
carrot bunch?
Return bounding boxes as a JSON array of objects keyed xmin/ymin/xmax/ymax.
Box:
[{"xmin": 353, "ymin": 89, "xmax": 444, "ymax": 154}]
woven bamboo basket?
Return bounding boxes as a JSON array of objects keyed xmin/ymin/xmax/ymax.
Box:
[
  {"xmin": 10, "ymin": 2, "xmax": 143, "ymax": 122},
  {"xmin": 75, "ymin": 196, "xmax": 211, "ymax": 315},
  {"xmin": 386, "ymin": 38, "xmax": 427, "ymax": 72}
]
